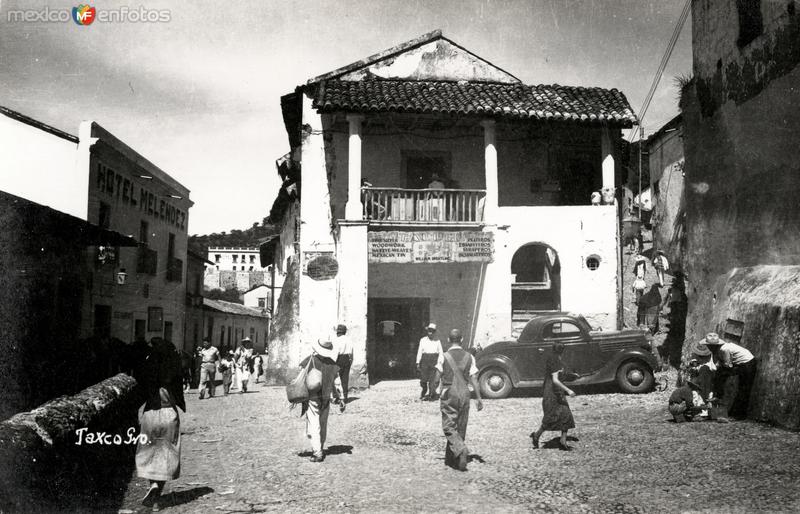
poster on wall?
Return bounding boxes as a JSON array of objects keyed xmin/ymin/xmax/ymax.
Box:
[{"xmin": 368, "ymin": 231, "xmax": 494, "ymax": 263}]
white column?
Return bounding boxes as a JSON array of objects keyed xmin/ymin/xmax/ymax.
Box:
[
  {"xmin": 481, "ymin": 119, "xmax": 498, "ymax": 223},
  {"xmin": 345, "ymin": 114, "xmax": 365, "ymax": 220},
  {"xmin": 601, "ymin": 126, "xmax": 615, "ymax": 190}
]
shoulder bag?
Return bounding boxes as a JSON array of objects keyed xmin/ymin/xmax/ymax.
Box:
[{"xmin": 286, "ymin": 357, "xmax": 313, "ymax": 403}]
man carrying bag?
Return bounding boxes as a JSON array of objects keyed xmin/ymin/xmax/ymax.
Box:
[{"xmin": 292, "ymin": 339, "xmax": 339, "ymax": 462}]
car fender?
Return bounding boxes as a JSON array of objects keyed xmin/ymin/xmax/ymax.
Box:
[
  {"xmin": 583, "ymin": 349, "xmax": 657, "ymax": 385},
  {"xmin": 476, "ymin": 354, "xmax": 521, "ymax": 386}
]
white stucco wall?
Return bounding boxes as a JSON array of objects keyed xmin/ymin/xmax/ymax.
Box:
[
  {"xmin": 0, "ymin": 112, "xmax": 85, "ymax": 219},
  {"xmin": 473, "ymin": 205, "xmax": 619, "ymax": 345}
]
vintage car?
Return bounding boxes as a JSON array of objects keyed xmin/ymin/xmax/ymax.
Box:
[{"xmin": 476, "ymin": 313, "xmax": 658, "ymax": 398}]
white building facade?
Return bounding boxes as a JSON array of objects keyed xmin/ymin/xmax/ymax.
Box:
[{"xmin": 265, "ymin": 32, "xmax": 635, "ymax": 386}]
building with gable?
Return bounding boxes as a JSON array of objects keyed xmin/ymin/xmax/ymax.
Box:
[{"xmin": 263, "ymin": 31, "xmax": 637, "ymax": 387}]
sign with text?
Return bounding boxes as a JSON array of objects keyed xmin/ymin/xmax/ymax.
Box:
[{"xmin": 368, "ymin": 231, "xmax": 494, "ymax": 264}]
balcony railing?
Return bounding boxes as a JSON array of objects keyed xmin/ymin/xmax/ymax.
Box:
[{"xmin": 361, "ymin": 187, "xmax": 485, "ymax": 224}]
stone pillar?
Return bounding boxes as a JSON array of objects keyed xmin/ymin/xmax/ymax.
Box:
[
  {"xmin": 481, "ymin": 119, "xmax": 498, "ymax": 223},
  {"xmin": 337, "ymin": 221, "xmax": 369, "ymax": 389},
  {"xmin": 298, "ymin": 93, "xmax": 337, "ymax": 358},
  {"xmin": 601, "ymin": 126, "xmax": 615, "ymax": 190},
  {"xmin": 345, "ymin": 114, "xmax": 365, "ymax": 221}
]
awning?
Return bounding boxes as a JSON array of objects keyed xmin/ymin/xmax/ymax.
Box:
[{"xmin": 0, "ymin": 190, "xmax": 139, "ymax": 247}]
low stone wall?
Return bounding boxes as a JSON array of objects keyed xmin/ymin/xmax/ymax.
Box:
[{"xmin": 0, "ymin": 373, "xmax": 141, "ymax": 511}]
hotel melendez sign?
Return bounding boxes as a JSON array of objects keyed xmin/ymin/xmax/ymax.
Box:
[
  {"xmin": 368, "ymin": 231, "xmax": 494, "ymax": 264},
  {"xmin": 95, "ymin": 162, "xmax": 188, "ymax": 232}
]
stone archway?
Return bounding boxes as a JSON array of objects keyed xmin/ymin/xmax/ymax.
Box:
[{"xmin": 510, "ymin": 243, "xmax": 562, "ymax": 323}]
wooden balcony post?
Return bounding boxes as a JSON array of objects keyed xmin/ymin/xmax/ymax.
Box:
[
  {"xmin": 345, "ymin": 114, "xmax": 365, "ymax": 220},
  {"xmin": 481, "ymin": 119, "xmax": 498, "ymax": 223}
]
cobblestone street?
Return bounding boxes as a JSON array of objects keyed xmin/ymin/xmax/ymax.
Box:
[{"xmin": 118, "ymin": 378, "xmax": 800, "ymax": 513}]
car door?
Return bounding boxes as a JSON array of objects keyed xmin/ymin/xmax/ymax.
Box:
[
  {"xmin": 541, "ymin": 320, "xmax": 603, "ymax": 376},
  {"xmin": 504, "ymin": 339, "xmax": 550, "ymax": 381}
]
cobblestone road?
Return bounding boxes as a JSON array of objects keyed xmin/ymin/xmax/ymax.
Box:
[{"xmin": 118, "ymin": 376, "xmax": 800, "ymax": 514}]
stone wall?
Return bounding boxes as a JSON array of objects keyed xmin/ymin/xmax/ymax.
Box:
[
  {"xmin": 681, "ymin": 0, "xmax": 800, "ymax": 427},
  {"xmin": 0, "ymin": 374, "xmax": 140, "ymax": 511},
  {"xmin": 265, "ymin": 258, "xmax": 301, "ymax": 385},
  {"xmin": 684, "ymin": 266, "xmax": 800, "ymax": 429}
]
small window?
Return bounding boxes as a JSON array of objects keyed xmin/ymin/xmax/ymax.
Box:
[
  {"xmin": 215, "ymin": 254, "xmax": 221, "ymax": 262},
  {"xmin": 257, "ymin": 297, "xmax": 266, "ymax": 308},
  {"xmin": 98, "ymin": 202, "xmax": 111, "ymax": 229},
  {"xmin": 545, "ymin": 322, "xmax": 581, "ymax": 338},
  {"xmin": 736, "ymin": 0, "xmax": 763, "ymax": 47},
  {"xmin": 147, "ymin": 306, "xmax": 163, "ymax": 331},
  {"xmin": 233, "ymin": 255, "xmax": 238, "ymax": 263},
  {"xmin": 249, "ymin": 266, "xmax": 254, "ymax": 271},
  {"xmin": 586, "ymin": 255, "xmax": 601, "ymax": 271},
  {"xmin": 250, "ymin": 255, "xmax": 256, "ymax": 263}
]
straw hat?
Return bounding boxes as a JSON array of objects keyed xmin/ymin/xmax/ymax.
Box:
[{"xmin": 312, "ymin": 339, "xmax": 337, "ymax": 360}]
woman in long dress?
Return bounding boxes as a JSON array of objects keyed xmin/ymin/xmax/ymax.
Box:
[
  {"xmin": 135, "ymin": 337, "xmax": 186, "ymax": 508},
  {"xmin": 531, "ymin": 343, "xmax": 576, "ymax": 451}
]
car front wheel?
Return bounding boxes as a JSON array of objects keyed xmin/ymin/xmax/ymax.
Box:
[
  {"xmin": 616, "ymin": 360, "xmax": 655, "ymax": 394},
  {"xmin": 479, "ymin": 368, "xmax": 513, "ymax": 399}
]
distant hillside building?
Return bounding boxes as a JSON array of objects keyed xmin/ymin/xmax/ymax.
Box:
[{"xmin": 204, "ymin": 246, "xmax": 271, "ymax": 293}]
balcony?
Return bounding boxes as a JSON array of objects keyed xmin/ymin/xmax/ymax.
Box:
[{"xmin": 361, "ymin": 187, "xmax": 485, "ymax": 226}]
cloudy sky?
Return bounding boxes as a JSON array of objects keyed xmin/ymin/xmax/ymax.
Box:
[{"xmin": 1, "ymin": 0, "xmax": 691, "ymax": 235}]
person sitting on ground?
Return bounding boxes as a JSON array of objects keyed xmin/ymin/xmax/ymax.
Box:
[{"xmin": 668, "ymin": 380, "xmax": 708, "ymax": 423}]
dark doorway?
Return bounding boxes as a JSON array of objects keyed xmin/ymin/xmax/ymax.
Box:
[
  {"xmin": 164, "ymin": 321, "xmax": 173, "ymax": 343},
  {"xmin": 367, "ymin": 298, "xmax": 429, "ymax": 382},
  {"xmin": 94, "ymin": 304, "xmax": 112, "ymax": 338},
  {"xmin": 404, "ymin": 152, "xmax": 451, "ymax": 189}
]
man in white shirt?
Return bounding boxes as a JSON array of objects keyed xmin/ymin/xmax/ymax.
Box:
[
  {"xmin": 333, "ymin": 324, "xmax": 354, "ymax": 410},
  {"xmin": 416, "ymin": 323, "xmax": 443, "ymax": 401},
  {"xmin": 701, "ymin": 332, "xmax": 757, "ymax": 422}
]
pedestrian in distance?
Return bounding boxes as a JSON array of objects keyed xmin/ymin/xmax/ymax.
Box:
[
  {"xmin": 218, "ymin": 351, "xmax": 234, "ymax": 395},
  {"xmin": 416, "ymin": 323, "xmax": 444, "ymax": 401},
  {"xmin": 632, "ymin": 255, "xmax": 647, "ymax": 304},
  {"xmin": 701, "ymin": 332, "xmax": 757, "ymax": 422},
  {"xmin": 135, "ymin": 337, "xmax": 185, "ymax": 510},
  {"xmin": 437, "ymin": 329, "xmax": 483, "ymax": 471},
  {"xmin": 652, "ymin": 250, "xmax": 670, "ymax": 287},
  {"xmin": 234, "ymin": 337, "xmax": 255, "ymax": 393},
  {"xmin": 531, "ymin": 343, "xmax": 576, "ymax": 451},
  {"xmin": 198, "ymin": 339, "xmax": 219, "ymax": 399},
  {"xmin": 300, "ymin": 339, "xmax": 340, "ymax": 462},
  {"xmin": 333, "ymin": 324, "xmax": 354, "ymax": 412}
]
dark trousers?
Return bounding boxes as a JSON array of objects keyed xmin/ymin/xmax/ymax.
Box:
[
  {"xmin": 714, "ymin": 359, "xmax": 757, "ymax": 418},
  {"xmin": 440, "ymin": 384, "xmax": 470, "ymax": 467},
  {"xmin": 419, "ymin": 353, "xmax": 439, "ymax": 398},
  {"xmin": 337, "ymin": 354, "xmax": 353, "ymax": 400}
]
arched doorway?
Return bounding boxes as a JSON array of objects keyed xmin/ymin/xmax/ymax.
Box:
[{"xmin": 511, "ymin": 243, "xmax": 561, "ymax": 325}]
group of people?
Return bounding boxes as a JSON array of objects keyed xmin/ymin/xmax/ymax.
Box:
[
  {"xmin": 669, "ymin": 332, "xmax": 758, "ymax": 424},
  {"xmin": 194, "ymin": 338, "xmax": 267, "ymax": 398}
]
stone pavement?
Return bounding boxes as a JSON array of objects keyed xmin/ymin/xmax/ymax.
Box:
[{"xmin": 117, "ymin": 377, "xmax": 800, "ymax": 513}]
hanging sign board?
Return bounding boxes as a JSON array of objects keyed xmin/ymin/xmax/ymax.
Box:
[{"xmin": 368, "ymin": 231, "xmax": 493, "ymax": 263}]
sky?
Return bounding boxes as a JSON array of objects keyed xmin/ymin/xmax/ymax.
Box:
[{"xmin": 0, "ymin": 0, "xmax": 692, "ymax": 235}]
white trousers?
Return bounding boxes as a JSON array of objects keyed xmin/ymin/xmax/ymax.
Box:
[{"xmin": 305, "ymin": 399, "xmax": 330, "ymax": 457}]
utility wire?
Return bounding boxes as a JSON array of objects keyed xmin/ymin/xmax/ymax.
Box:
[{"xmin": 629, "ymin": 0, "xmax": 691, "ymax": 143}]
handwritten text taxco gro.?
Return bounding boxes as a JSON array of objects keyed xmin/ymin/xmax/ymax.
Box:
[{"xmin": 75, "ymin": 427, "xmax": 149, "ymax": 445}]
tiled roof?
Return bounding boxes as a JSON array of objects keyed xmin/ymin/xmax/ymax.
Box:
[
  {"xmin": 314, "ymin": 79, "xmax": 637, "ymax": 126},
  {"xmin": 203, "ymin": 298, "xmax": 269, "ymax": 318}
]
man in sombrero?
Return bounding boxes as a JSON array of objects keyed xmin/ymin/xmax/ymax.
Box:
[
  {"xmin": 299, "ymin": 339, "xmax": 340, "ymax": 462},
  {"xmin": 701, "ymin": 332, "xmax": 757, "ymax": 422}
]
